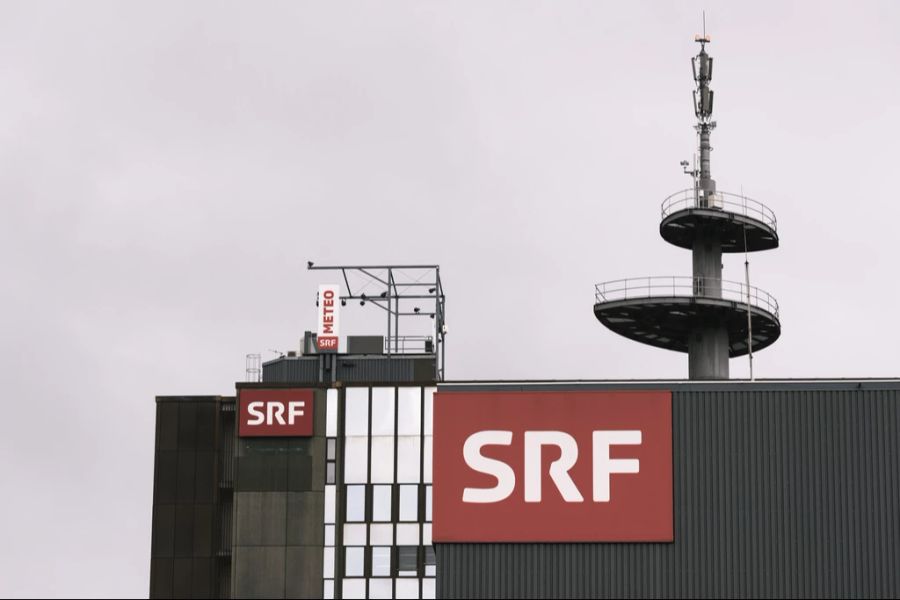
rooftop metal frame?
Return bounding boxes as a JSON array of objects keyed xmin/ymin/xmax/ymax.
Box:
[{"xmin": 307, "ymin": 262, "xmax": 447, "ymax": 381}]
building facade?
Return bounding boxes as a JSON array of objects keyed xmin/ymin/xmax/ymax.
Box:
[
  {"xmin": 150, "ymin": 352, "xmax": 438, "ymax": 599},
  {"xmin": 151, "ymin": 376, "xmax": 900, "ymax": 599}
]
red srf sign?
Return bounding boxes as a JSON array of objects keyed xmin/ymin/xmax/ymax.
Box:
[
  {"xmin": 239, "ymin": 389, "xmax": 314, "ymax": 437},
  {"xmin": 433, "ymin": 390, "xmax": 672, "ymax": 542}
]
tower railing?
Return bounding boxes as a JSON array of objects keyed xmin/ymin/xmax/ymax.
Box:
[
  {"xmin": 661, "ymin": 188, "xmax": 777, "ymax": 231},
  {"xmin": 594, "ymin": 276, "xmax": 780, "ymax": 319}
]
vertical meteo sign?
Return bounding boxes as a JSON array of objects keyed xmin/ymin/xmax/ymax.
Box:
[
  {"xmin": 317, "ymin": 284, "xmax": 340, "ymax": 352},
  {"xmin": 433, "ymin": 389, "xmax": 673, "ymax": 542}
]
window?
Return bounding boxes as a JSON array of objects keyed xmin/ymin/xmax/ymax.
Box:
[
  {"xmin": 369, "ymin": 578, "xmax": 392, "ymax": 599},
  {"xmin": 397, "ymin": 546, "xmax": 418, "ymax": 577},
  {"xmin": 371, "ymin": 547, "xmax": 391, "ymax": 577},
  {"xmin": 372, "ymin": 485, "xmax": 392, "ymax": 522},
  {"xmin": 323, "ymin": 547, "xmax": 335, "ymax": 578},
  {"xmin": 344, "ymin": 437, "xmax": 368, "ymax": 483},
  {"xmin": 345, "ymin": 547, "xmax": 364, "ymax": 577},
  {"xmin": 346, "ymin": 485, "xmax": 366, "ymax": 522},
  {"xmin": 399, "ymin": 485, "xmax": 418, "ymax": 522},
  {"xmin": 326, "ymin": 389, "xmax": 338, "ymax": 437},
  {"xmin": 424, "ymin": 546, "xmax": 436, "ymax": 576},
  {"xmin": 325, "ymin": 485, "xmax": 336, "ymax": 524},
  {"xmin": 370, "ymin": 437, "xmax": 395, "ymax": 483},
  {"xmin": 397, "ymin": 388, "xmax": 421, "ymax": 436},
  {"xmin": 396, "ymin": 437, "xmax": 420, "ymax": 483},
  {"xmin": 343, "ymin": 523, "xmax": 367, "ymax": 546},
  {"xmin": 396, "ymin": 523, "xmax": 419, "ymax": 545},
  {"xmin": 371, "ymin": 387, "xmax": 395, "ymax": 435},
  {"xmin": 345, "ymin": 388, "xmax": 369, "ymax": 436},
  {"xmin": 370, "ymin": 524, "xmax": 392, "ymax": 545},
  {"xmin": 342, "ymin": 579, "xmax": 365, "ymax": 598}
]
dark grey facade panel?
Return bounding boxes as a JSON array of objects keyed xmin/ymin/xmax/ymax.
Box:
[
  {"xmin": 230, "ymin": 389, "xmax": 328, "ymax": 599},
  {"xmin": 261, "ymin": 354, "xmax": 437, "ymax": 384},
  {"xmin": 437, "ymin": 387, "xmax": 900, "ymax": 599},
  {"xmin": 150, "ymin": 397, "xmax": 232, "ymax": 600},
  {"xmin": 262, "ymin": 357, "xmax": 320, "ymax": 383}
]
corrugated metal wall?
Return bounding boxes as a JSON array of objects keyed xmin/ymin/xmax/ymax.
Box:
[
  {"xmin": 437, "ymin": 385, "xmax": 900, "ymax": 598},
  {"xmin": 262, "ymin": 354, "xmax": 436, "ymax": 384}
]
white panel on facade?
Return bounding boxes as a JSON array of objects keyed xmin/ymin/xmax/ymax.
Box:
[
  {"xmin": 396, "ymin": 437, "xmax": 421, "ymax": 483},
  {"xmin": 399, "ymin": 485, "xmax": 418, "ymax": 522},
  {"xmin": 370, "ymin": 523, "xmax": 393, "ymax": 546},
  {"xmin": 395, "ymin": 578, "xmax": 419, "ymax": 599},
  {"xmin": 326, "ymin": 388, "xmax": 338, "ymax": 437},
  {"xmin": 324, "ymin": 579, "xmax": 335, "ymax": 600},
  {"xmin": 345, "ymin": 548, "xmax": 365, "ymax": 576},
  {"xmin": 423, "ymin": 578, "xmax": 436, "ymax": 599},
  {"xmin": 396, "ymin": 523, "xmax": 420, "ymax": 545},
  {"xmin": 424, "ymin": 387, "xmax": 436, "ymax": 436},
  {"xmin": 342, "ymin": 578, "xmax": 366, "ymax": 599},
  {"xmin": 346, "ymin": 485, "xmax": 366, "ymax": 522},
  {"xmin": 422, "ymin": 523, "xmax": 432, "ymax": 546},
  {"xmin": 371, "ymin": 387, "xmax": 395, "ymax": 435},
  {"xmin": 325, "ymin": 524, "xmax": 335, "ymax": 546},
  {"xmin": 370, "ymin": 436, "xmax": 395, "ymax": 484},
  {"xmin": 343, "ymin": 523, "xmax": 367, "ymax": 546},
  {"xmin": 325, "ymin": 485, "xmax": 336, "ymax": 524},
  {"xmin": 425, "ymin": 485, "xmax": 432, "ymax": 522},
  {"xmin": 397, "ymin": 387, "xmax": 421, "ymax": 436},
  {"xmin": 371, "ymin": 548, "xmax": 392, "ymax": 577},
  {"xmin": 344, "ymin": 437, "xmax": 368, "ymax": 484},
  {"xmin": 323, "ymin": 547, "xmax": 335, "ymax": 578},
  {"xmin": 369, "ymin": 577, "xmax": 393, "ymax": 599},
  {"xmin": 345, "ymin": 387, "xmax": 369, "ymax": 436},
  {"xmin": 372, "ymin": 485, "xmax": 392, "ymax": 522},
  {"xmin": 423, "ymin": 436, "xmax": 432, "ymax": 484}
]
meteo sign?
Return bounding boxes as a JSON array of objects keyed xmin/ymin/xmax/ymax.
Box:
[
  {"xmin": 238, "ymin": 388, "xmax": 314, "ymax": 437},
  {"xmin": 433, "ymin": 390, "xmax": 672, "ymax": 542},
  {"xmin": 317, "ymin": 284, "xmax": 340, "ymax": 352}
]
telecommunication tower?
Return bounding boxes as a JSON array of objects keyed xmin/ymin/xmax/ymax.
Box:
[{"xmin": 593, "ymin": 32, "xmax": 781, "ymax": 379}]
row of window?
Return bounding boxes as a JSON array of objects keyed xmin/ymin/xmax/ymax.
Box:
[
  {"xmin": 325, "ymin": 387, "xmax": 436, "ymax": 438},
  {"xmin": 324, "ymin": 577, "xmax": 436, "ymax": 600},
  {"xmin": 331, "ymin": 545, "xmax": 436, "ymax": 577},
  {"xmin": 324, "ymin": 484, "xmax": 433, "ymax": 525}
]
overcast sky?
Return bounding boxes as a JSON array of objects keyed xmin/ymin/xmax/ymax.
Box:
[{"xmin": 2, "ymin": 1, "xmax": 900, "ymax": 597}]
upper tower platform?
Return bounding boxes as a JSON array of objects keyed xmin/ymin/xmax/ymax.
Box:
[{"xmin": 660, "ymin": 188, "xmax": 779, "ymax": 252}]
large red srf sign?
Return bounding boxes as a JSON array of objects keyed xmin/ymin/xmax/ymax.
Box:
[
  {"xmin": 433, "ymin": 390, "xmax": 672, "ymax": 542},
  {"xmin": 238, "ymin": 389, "xmax": 315, "ymax": 437}
]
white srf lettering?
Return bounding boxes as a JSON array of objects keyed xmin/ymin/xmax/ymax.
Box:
[
  {"xmin": 288, "ymin": 401, "xmax": 305, "ymax": 424},
  {"xmin": 247, "ymin": 401, "xmax": 265, "ymax": 425},
  {"xmin": 524, "ymin": 431, "xmax": 584, "ymax": 502},
  {"xmin": 462, "ymin": 431, "xmax": 515, "ymax": 503},
  {"xmin": 592, "ymin": 430, "xmax": 641, "ymax": 502},
  {"xmin": 269, "ymin": 402, "xmax": 286, "ymax": 425},
  {"xmin": 462, "ymin": 429, "xmax": 643, "ymax": 503}
]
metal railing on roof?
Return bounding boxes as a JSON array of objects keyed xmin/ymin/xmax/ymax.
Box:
[
  {"xmin": 661, "ymin": 188, "xmax": 777, "ymax": 231},
  {"xmin": 594, "ymin": 276, "xmax": 779, "ymax": 319}
]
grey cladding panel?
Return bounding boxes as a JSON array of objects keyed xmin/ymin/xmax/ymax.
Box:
[
  {"xmin": 233, "ymin": 546, "xmax": 286, "ymax": 600},
  {"xmin": 437, "ymin": 387, "xmax": 900, "ymax": 598}
]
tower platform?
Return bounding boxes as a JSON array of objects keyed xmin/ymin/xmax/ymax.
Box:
[
  {"xmin": 660, "ymin": 189, "xmax": 778, "ymax": 252},
  {"xmin": 593, "ymin": 276, "xmax": 781, "ymax": 357}
]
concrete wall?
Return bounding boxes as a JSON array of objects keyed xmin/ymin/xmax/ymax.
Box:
[{"xmin": 230, "ymin": 389, "xmax": 327, "ymax": 599}]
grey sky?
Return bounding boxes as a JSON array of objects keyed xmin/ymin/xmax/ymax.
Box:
[{"xmin": 2, "ymin": 1, "xmax": 899, "ymax": 597}]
